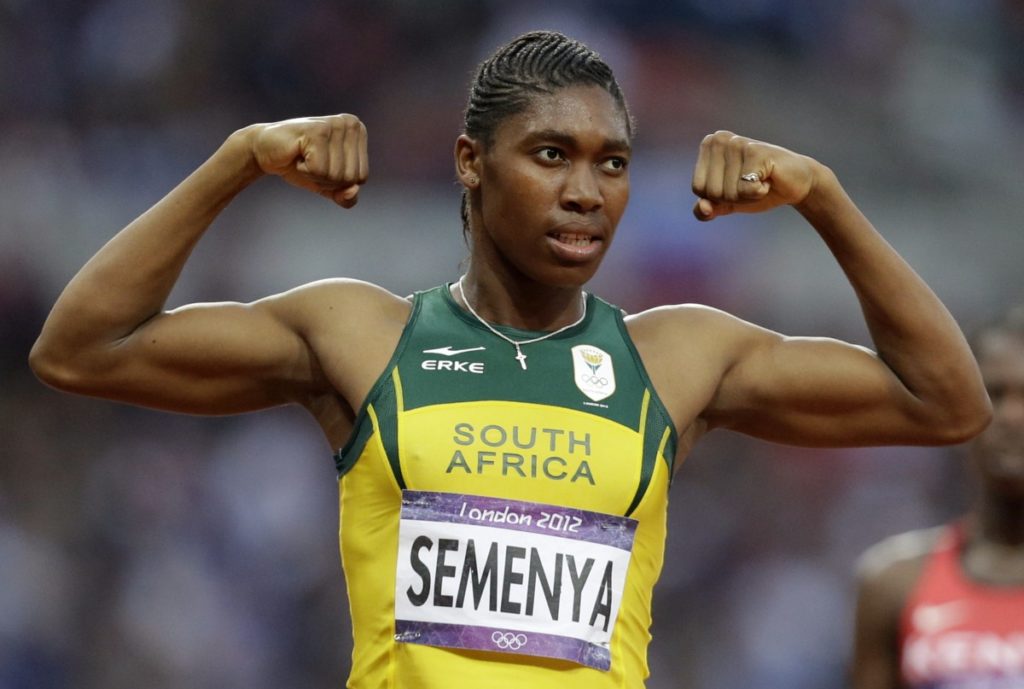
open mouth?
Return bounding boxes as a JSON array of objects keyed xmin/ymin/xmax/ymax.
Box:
[
  {"xmin": 552, "ymin": 232, "xmax": 595, "ymax": 247},
  {"xmin": 545, "ymin": 222, "xmax": 606, "ymax": 263}
]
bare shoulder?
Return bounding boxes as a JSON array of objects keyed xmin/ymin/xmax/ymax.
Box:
[
  {"xmin": 258, "ymin": 278, "xmax": 413, "ymax": 431},
  {"xmin": 856, "ymin": 526, "xmax": 944, "ymax": 590},
  {"xmin": 258, "ymin": 277, "xmax": 412, "ymax": 331},
  {"xmin": 853, "ymin": 526, "xmax": 944, "ymax": 645},
  {"xmin": 623, "ymin": 303, "xmax": 772, "ymax": 445},
  {"xmin": 624, "ymin": 301, "xmax": 746, "ymax": 331},
  {"xmin": 852, "ymin": 527, "xmax": 943, "ymax": 689},
  {"xmin": 623, "ymin": 303, "xmax": 741, "ymax": 383},
  {"xmin": 625, "ymin": 302, "xmax": 774, "ymax": 355}
]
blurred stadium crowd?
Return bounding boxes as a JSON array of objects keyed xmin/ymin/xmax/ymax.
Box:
[{"xmin": 2, "ymin": 1, "xmax": 1023, "ymax": 688}]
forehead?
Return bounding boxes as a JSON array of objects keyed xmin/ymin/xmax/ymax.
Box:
[{"xmin": 491, "ymin": 85, "xmax": 631, "ymax": 147}]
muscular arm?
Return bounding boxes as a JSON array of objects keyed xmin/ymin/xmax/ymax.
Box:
[
  {"xmin": 652, "ymin": 132, "xmax": 991, "ymax": 447},
  {"xmin": 28, "ymin": 115, "xmax": 391, "ymax": 415}
]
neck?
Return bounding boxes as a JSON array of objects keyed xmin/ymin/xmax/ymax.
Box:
[
  {"xmin": 962, "ymin": 496, "xmax": 1024, "ymax": 585},
  {"xmin": 458, "ymin": 266, "xmax": 586, "ymax": 331},
  {"xmin": 974, "ymin": 488, "xmax": 1024, "ymax": 546}
]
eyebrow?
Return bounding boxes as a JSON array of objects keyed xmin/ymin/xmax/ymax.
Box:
[{"xmin": 524, "ymin": 129, "xmax": 632, "ymax": 154}]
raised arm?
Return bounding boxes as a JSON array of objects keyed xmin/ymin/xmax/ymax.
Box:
[
  {"xmin": 28, "ymin": 115, "xmax": 403, "ymax": 417},
  {"xmin": 634, "ymin": 132, "xmax": 990, "ymax": 448}
]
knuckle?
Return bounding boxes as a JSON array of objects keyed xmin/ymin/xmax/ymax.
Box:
[
  {"xmin": 306, "ymin": 125, "xmax": 329, "ymax": 144},
  {"xmin": 339, "ymin": 113, "xmax": 362, "ymax": 129},
  {"xmin": 704, "ymin": 184, "xmax": 724, "ymax": 200}
]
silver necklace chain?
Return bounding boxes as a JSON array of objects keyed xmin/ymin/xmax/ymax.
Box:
[{"xmin": 456, "ymin": 275, "xmax": 587, "ymax": 371}]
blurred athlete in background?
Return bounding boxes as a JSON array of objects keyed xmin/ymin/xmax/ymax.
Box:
[{"xmin": 852, "ymin": 306, "xmax": 1024, "ymax": 689}]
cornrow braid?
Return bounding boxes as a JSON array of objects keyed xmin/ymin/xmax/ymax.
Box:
[{"xmin": 459, "ymin": 31, "xmax": 634, "ymax": 239}]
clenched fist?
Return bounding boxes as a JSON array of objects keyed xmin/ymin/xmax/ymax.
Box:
[
  {"xmin": 691, "ymin": 131, "xmax": 824, "ymax": 221},
  {"xmin": 247, "ymin": 114, "xmax": 369, "ymax": 208}
]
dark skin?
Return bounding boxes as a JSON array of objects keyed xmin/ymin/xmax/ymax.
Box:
[
  {"xmin": 30, "ymin": 85, "xmax": 990, "ymax": 473},
  {"xmin": 851, "ymin": 332, "xmax": 1024, "ymax": 689}
]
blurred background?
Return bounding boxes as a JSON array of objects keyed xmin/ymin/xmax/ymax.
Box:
[{"xmin": 2, "ymin": 1, "xmax": 1023, "ymax": 688}]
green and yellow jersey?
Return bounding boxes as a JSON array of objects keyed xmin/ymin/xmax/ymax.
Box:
[{"xmin": 334, "ymin": 284, "xmax": 677, "ymax": 688}]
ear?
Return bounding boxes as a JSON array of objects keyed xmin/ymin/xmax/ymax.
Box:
[{"xmin": 455, "ymin": 134, "xmax": 483, "ymax": 189}]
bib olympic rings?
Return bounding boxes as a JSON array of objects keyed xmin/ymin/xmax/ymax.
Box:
[
  {"xmin": 580, "ymin": 375, "xmax": 609, "ymax": 386},
  {"xmin": 491, "ymin": 631, "xmax": 528, "ymax": 650}
]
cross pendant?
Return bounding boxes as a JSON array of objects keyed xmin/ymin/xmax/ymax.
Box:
[{"xmin": 514, "ymin": 347, "xmax": 528, "ymax": 370}]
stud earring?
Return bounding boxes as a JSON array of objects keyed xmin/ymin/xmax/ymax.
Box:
[{"xmin": 467, "ymin": 176, "xmax": 478, "ymax": 185}]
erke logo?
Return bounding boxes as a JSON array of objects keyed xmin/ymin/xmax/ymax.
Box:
[
  {"xmin": 572, "ymin": 345, "xmax": 615, "ymax": 401},
  {"xmin": 421, "ymin": 346, "xmax": 486, "ymax": 374}
]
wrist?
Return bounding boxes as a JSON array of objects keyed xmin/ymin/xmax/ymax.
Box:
[
  {"xmin": 218, "ymin": 125, "xmax": 266, "ymax": 186},
  {"xmin": 793, "ymin": 162, "xmax": 844, "ymax": 219}
]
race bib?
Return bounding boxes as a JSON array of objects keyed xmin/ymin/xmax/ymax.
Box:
[{"xmin": 394, "ymin": 490, "xmax": 637, "ymax": 671}]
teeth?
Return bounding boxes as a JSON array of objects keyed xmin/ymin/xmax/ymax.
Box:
[{"xmin": 556, "ymin": 233, "xmax": 592, "ymax": 246}]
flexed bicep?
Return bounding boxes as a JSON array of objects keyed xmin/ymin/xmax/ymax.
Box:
[
  {"xmin": 30, "ymin": 114, "xmax": 382, "ymax": 417},
  {"xmin": 34, "ymin": 278, "xmax": 411, "ymax": 416},
  {"xmin": 39, "ymin": 290, "xmax": 325, "ymax": 414},
  {"xmin": 687, "ymin": 130, "xmax": 989, "ymax": 445},
  {"xmin": 706, "ymin": 331, "xmax": 954, "ymax": 446}
]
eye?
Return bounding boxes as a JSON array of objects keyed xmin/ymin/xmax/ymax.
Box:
[
  {"xmin": 535, "ymin": 147, "xmax": 565, "ymax": 163},
  {"xmin": 601, "ymin": 157, "xmax": 629, "ymax": 174}
]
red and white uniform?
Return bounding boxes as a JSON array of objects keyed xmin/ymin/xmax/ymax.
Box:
[{"xmin": 900, "ymin": 525, "xmax": 1024, "ymax": 689}]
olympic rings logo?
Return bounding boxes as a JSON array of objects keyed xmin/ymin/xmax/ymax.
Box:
[
  {"xmin": 491, "ymin": 631, "xmax": 528, "ymax": 650},
  {"xmin": 580, "ymin": 374, "xmax": 609, "ymax": 386}
]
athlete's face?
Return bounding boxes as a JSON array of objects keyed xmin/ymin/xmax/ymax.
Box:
[
  {"xmin": 971, "ymin": 333, "xmax": 1024, "ymax": 496},
  {"xmin": 462, "ymin": 85, "xmax": 631, "ymax": 287}
]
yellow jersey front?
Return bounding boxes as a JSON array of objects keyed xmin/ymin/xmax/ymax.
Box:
[{"xmin": 334, "ymin": 285, "xmax": 677, "ymax": 688}]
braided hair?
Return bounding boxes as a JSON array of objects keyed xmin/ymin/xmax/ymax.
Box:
[{"xmin": 460, "ymin": 31, "xmax": 633, "ymax": 237}]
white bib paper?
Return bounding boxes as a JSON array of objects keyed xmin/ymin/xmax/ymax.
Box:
[{"xmin": 394, "ymin": 490, "xmax": 637, "ymax": 671}]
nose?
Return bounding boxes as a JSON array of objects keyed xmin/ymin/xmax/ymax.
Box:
[{"xmin": 561, "ymin": 164, "xmax": 603, "ymax": 213}]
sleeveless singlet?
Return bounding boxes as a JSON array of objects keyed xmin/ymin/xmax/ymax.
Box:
[
  {"xmin": 333, "ymin": 285, "xmax": 678, "ymax": 688},
  {"xmin": 900, "ymin": 524, "xmax": 1024, "ymax": 689}
]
